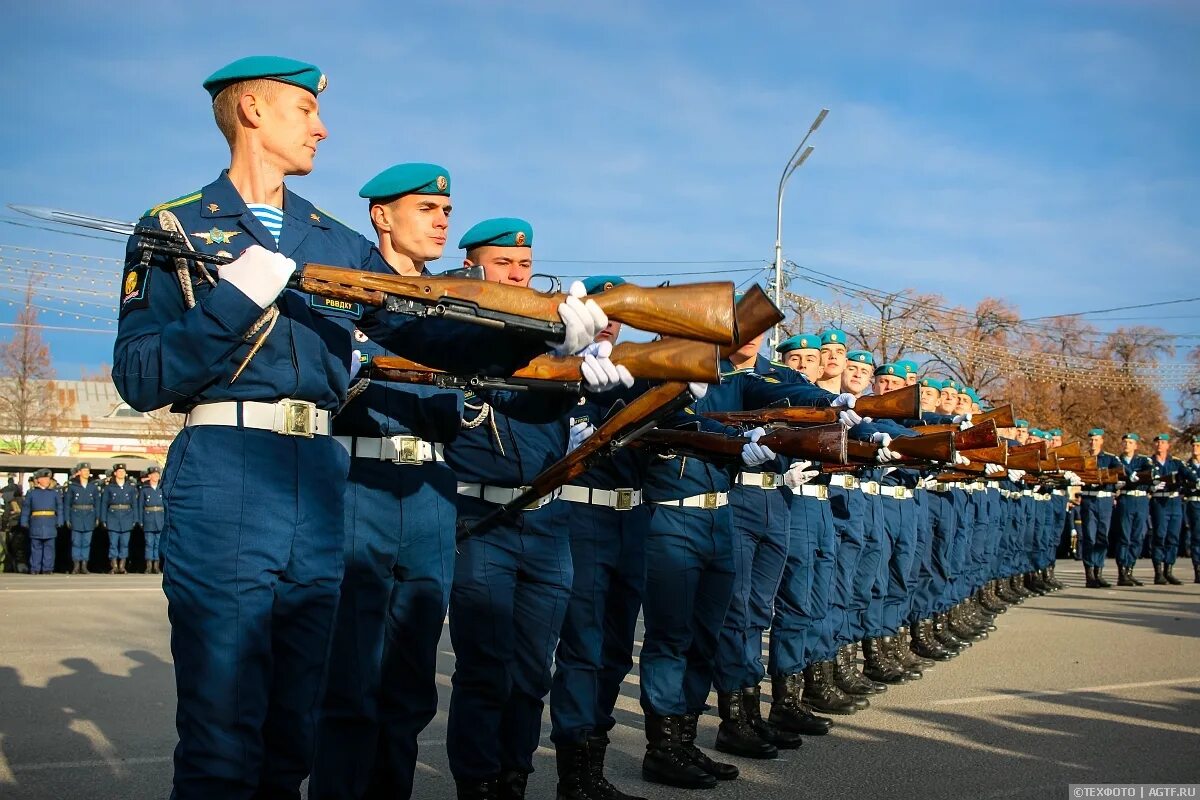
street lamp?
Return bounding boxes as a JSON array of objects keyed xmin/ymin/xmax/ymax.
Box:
[{"xmin": 771, "ymin": 108, "xmax": 828, "ymax": 350}]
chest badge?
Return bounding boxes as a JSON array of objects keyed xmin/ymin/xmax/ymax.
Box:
[{"xmin": 192, "ymin": 227, "xmax": 241, "ymax": 246}]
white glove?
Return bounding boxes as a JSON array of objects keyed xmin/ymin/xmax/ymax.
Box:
[
  {"xmin": 920, "ymin": 475, "xmax": 939, "ymax": 490},
  {"xmin": 579, "ymin": 340, "xmax": 634, "ymax": 392},
  {"xmin": 349, "ymin": 349, "xmax": 363, "ymax": 381},
  {"xmin": 741, "ymin": 427, "xmax": 777, "ymax": 467},
  {"xmin": 567, "ymin": 419, "xmax": 594, "ymax": 454},
  {"xmin": 552, "ymin": 281, "xmax": 608, "ymax": 356},
  {"xmin": 985, "ymin": 463, "xmax": 1004, "ymax": 476},
  {"xmin": 831, "ymin": 393, "xmax": 862, "ymax": 427},
  {"xmin": 688, "ymin": 382, "xmax": 709, "ymax": 400},
  {"xmin": 783, "ymin": 460, "xmax": 819, "ymax": 489},
  {"xmin": 217, "ymin": 245, "xmax": 296, "ymax": 309},
  {"xmin": 952, "ymin": 413, "xmax": 972, "ymax": 429},
  {"xmin": 1152, "ymin": 480, "xmax": 1166, "ymax": 492},
  {"xmin": 1064, "ymin": 470, "xmax": 1083, "ymax": 486},
  {"xmin": 953, "ymin": 452, "xmax": 971, "ymax": 467},
  {"xmin": 870, "ymin": 432, "xmax": 902, "ymax": 463},
  {"xmin": 1007, "ymin": 469, "xmax": 1026, "ymax": 482}
]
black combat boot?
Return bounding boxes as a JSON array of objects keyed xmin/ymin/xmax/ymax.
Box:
[
  {"xmin": 739, "ymin": 685, "xmax": 801, "ymax": 750},
  {"xmin": 714, "ymin": 691, "xmax": 777, "ymax": 759},
  {"xmin": 834, "ymin": 643, "xmax": 885, "ymax": 697},
  {"xmin": 862, "ymin": 637, "xmax": 909, "ymax": 684},
  {"xmin": 1023, "ymin": 571, "xmax": 1046, "ymax": 596},
  {"xmin": 585, "ymin": 733, "xmax": 648, "ymax": 800},
  {"xmin": 1128, "ymin": 565, "xmax": 1145, "ymax": 586},
  {"xmin": 801, "ymin": 663, "xmax": 861, "ymax": 715},
  {"xmin": 1094, "ymin": 565, "xmax": 1112, "ymax": 588},
  {"xmin": 681, "ymin": 713, "xmax": 738, "ymax": 780},
  {"xmin": 1153, "ymin": 562, "xmax": 1168, "ymax": 585},
  {"xmin": 948, "ymin": 606, "xmax": 985, "ymax": 642},
  {"xmin": 1194, "ymin": 564, "xmax": 1200, "ymax": 584},
  {"xmin": 910, "ymin": 619, "xmax": 952, "ymax": 662},
  {"xmin": 995, "ymin": 579, "xmax": 1021, "ymax": 604},
  {"xmin": 770, "ymin": 672, "xmax": 835, "ymax": 732},
  {"xmin": 1046, "ymin": 565, "xmax": 1065, "ymax": 590},
  {"xmin": 556, "ymin": 740, "xmax": 592, "ymax": 800},
  {"xmin": 1164, "ymin": 564, "xmax": 1183, "ymax": 585},
  {"xmin": 456, "ymin": 777, "xmax": 501, "ymax": 800},
  {"xmin": 498, "ymin": 770, "xmax": 528, "ymax": 800},
  {"xmin": 968, "ymin": 599, "xmax": 998, "ymax": 632},
  {"xmin": 642, "ymin": 714, "xmax": 716, "ymax": 790},
  {"xmin": 896, "ymin": 625, "xmax": 933, "ymax": 668},
  {"xmin": 886, "ymin": 632, "xmax": 925, "ymax": 678},
  {"xmin": 1084, "ymin": 565, "xmax": 1099, "ymax": 588},
  {"xmin": 978, "ymin": 586, "xmax": 1006, "ymax": 614},
  {"xmin": 1010, "ymin": 574, "xmax": 1032, "ymax": 599},
  {"xmin": 933, "ymin": 613, "xmax": 968, "ymax": 651},
  {"xmin": 1115, "ymin": 564, "xmax": 1134, "ymax": 586}
]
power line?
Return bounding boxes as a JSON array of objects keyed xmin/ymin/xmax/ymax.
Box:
[{"xmin": 1020, "ymin": 297, "xmax": 1200, "ymax": 323}]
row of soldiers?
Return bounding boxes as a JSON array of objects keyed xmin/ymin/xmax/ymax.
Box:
[
  {"xmin": 3, "ymin": 462, "xmax": 165, "ymax": 575},
  {"xmin": 108, "ymin": 55, "xmax": 1185, "ymax": 800}
]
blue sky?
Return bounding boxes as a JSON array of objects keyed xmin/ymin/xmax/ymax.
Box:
[{"xmin": 1, "ymin": 0, "xmax": 1197, "ymax": 383}]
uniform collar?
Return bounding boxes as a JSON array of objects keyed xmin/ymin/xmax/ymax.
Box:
[{"xmin": 199, "ymin": 171, "xmax": 331, "ymax": 255}]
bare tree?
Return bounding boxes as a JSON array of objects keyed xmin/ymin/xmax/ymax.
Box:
[{"xmin": 0, "ymin": 281, "xmax": 63, "ymax": 453}]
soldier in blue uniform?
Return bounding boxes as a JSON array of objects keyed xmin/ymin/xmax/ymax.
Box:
[
  {"xmin": 1182, "ymin": 436, "xmax": 1200, "ymax": 584},
  {"xmin": 1113, "ymin": 433, "xmax": 1154, "ymax": 587},
  {"xmin": 137, "ymin": 466, "xmax": 165, "ymax": 574},
  {"xmin": 1148, "ymin": 433, "xmax": 1186, "ymax": 585},
  {"xmin": 1080, "ymin": 429, "xmax": 1121, "ymax": 587},
  {"xmin": 112, "ymin": 58, "xmax": 597, "ymax": 800},
  {"xmin": 20, "ymin": 469, "xmax": 63, "ymax": 574},
  {"xmin": 100, "ymin": 463, "xmax": 138, "ymax": 574},
  {"xmin": 64, "ymin": 462, "xmax": 100, "ymax": 574},
  {"xmin": 444, "ymin": 220, "xmax": 624, "ymax": 800}
]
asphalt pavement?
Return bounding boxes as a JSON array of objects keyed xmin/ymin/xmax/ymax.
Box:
[{"xmin": 2, "ymin": 560, "xmax": 1198, "ymax": 799}]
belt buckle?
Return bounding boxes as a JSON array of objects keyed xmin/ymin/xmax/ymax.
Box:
[
  {"xmin": 614, "ymin": 489, "xmax": 634, "ymax": 511},
  {"xmin": 864, "ymin": 482, "xmax": 879, "ymax": 496},
  {"xmin": 845, "ymin": 477, "xmax": 859, "ymax": 490},
  {"xmin": 761, "ymin": 473, "xmax": 776, "ymax": 489},
  {"xmin": 388, "ymin": 435, "xmax": 423, "ymax": 465},
  {"xmin": 818, "ymin": 485, "xmax": 829, "ymax": 500},
  {"xmin": 702, "ymin": 492, "xmax": 719, "ymax": 509},
  {"xmin": 278, "ymin": 399, "xmax": 316, "ymax": 438}
]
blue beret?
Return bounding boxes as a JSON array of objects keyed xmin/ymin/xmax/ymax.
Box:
[
  {"xmin": 895, "ymin": 359, "xmax": 918, "ymax": 375},
  {"xmin": 942, "ymin": 380, "xmax": 960, "ymax": 392},
  {"xmin": 1015, "ymin": 419, "xmax": 1029, "ymax": 429},
  {"xmin": 1028, "ymin": 428, "xmax": 1044, "ymax": 438},
  {"xmin": 359, "ymin": 163, "xmax": 450, "ymax": 199},
  {"xmin": 776, "ymin": 333, "xmax": 822, "ymax": 353},
  {"xmin": 846, "ymin": 350, "xmax": 875, "ymax": 366},
  {"xmin": 1193, "ymin": 435, "xmax": 1200, "ymax": 443},
  {"xmin": 1123, "ymin": 432, "xmax": 1140, "ymax": 441},
  {"xmin": 1155, "ymin": 433, "xmax": 1170, "ymax": 441},
  {"xmin": 874, "ymin": 363, "xmax": 901, "ymax": 377},
  {"xmin": 819, "ymin": 329, "xmax": 848, "ymax": 347},
  {"xmin": 1088, "ymin": 428, "xmax": 1105, "ymax": 436},
  {"xmin": 919, "ymin": 377, "xmax": 943, "ymax": 390},
  {"xmin": 458, "ymin": 217, "xmax": 533, "ymax": 250},
  {"xmin": 964, "ymin": 388, "xmax": 980, "ymax": 403},
  {"xmin": 203, "ymin": 55, "xmax": 327, "ymax": 99},
  {"xmin": 582, "ymin": 275, "xmax": 626, "ymax": 294},
  {"xmin": 1050, "ymin": 427, "xmax": 1063, "ymax": 436}
]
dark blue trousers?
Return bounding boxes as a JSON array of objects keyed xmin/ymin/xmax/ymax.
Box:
[
  {"xmin": 1116, "ymin": 496, "xmax": 1150, "ymax": 568},
  {"xmin": 770, "ymin": 490, "xmax": 836, "ymax": 674},
  {"xmin": 829, "ymin": 485, "xmax": 867, "ymax": 646},
  {"xmin": 1150, "ymin": 497, "xmax": 1184, "ymax": 565},
  {"xmin": 447, "ymin": 497, "xmax": 572, "ymax": 781},
  {"xmin": 311, "ymin": 459, "xmax": 456, "ymax": 800},
  {"xmin": 1080, "ymin": 495, "xmax": 1114, "ymax": 568},
  {"xmin": 940, "ymin": 489, "xmax": 970, "ymax": 608},
  {"xmin": 161, "ymin": 426, "xmax": 348, "ymax": 800},
  {"xmin": 550, "ymin": 502, "xmax": 648, "ymax": 744},
  {"xmin": 639, "ymin": 504, "xmax": 734, "ymax": 716},
  {"xmin": 714, "ymin": 484, "xmax": 789, "ymax": 692},
  {"xmin": 144, "ymin": 531, "xmax": 162, "ymax": 561},
  {"xmin": 918, "ymin": 489, "xmax": 956, "ymax": 619},
  {"xmin": 30, "ymin": 535, "xmax": 55, "ymax": 574},
  {"xmin": 71, "ymin": 528, "xmax": 93, "ymax": 562},
  {"xmin": 906, "ymin": 489, "xmax": 933, "ymax": 627},
  {"xmin": 855, "ymin": 492, "xmax": 885, "ymax": 641},
  {"xmin": 879, "ymin": 494, "xmax": 917, "ymax": 634},
  {"xmin": 1187, "ymin": 498, "xmax": 1200, "ymax": 565},
  {"xmin": 108, "ymin": 530, "xmax": 131, "ymax": 559}
]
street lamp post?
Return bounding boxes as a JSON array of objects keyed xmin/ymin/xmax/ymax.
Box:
[{"xmin": 771, "ymin": 108, "xmax": 828, "ymax": 350}]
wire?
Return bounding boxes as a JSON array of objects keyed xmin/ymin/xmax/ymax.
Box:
[{"xmin": 1020, "ymin": 297, "xmax": 1200, "ymax": 323}]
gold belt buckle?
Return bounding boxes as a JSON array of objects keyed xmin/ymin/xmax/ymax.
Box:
[
  {"xmin": 817, "ymin": 485, "xmax": 829, "ymax": 500},
  {"xmin": 761, "ymin": 473, "xmax": 776, "ymax": 489},
  {"xmin": 614, "ymin": 489, "xmax": 634, "ymax": 511},
  {"xmin": 280, "ymin": 399, "xmax": 316, "ymax": 437},
  {"xmin": 702, "ymin": 492, "xmax": 719, "ymax": 509},
  {"xmin": 392, "ymin": 435, "xmax": 423, "ymax": 465}
]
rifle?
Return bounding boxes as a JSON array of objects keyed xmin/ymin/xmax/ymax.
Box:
[
  {"xmin": 454, "ymin": 285, "xmax": 784, "ymax": 540},
  {"xmin": 133, "ymin": 225, "xmax": 737, "ymax": 345},
  {"xmin": 841, "ymin": 422, "xmax": 997, "ymax": 467},
  {"xmin": 1048, "ymin": 441, "xmax": 1082, "ymax": 459},
  {"xmin": 959, "ymin": 442, "xmax": 1008, "ymax": 468},
  {"xmin": 367, "ymin": 336, "xmax": 721, "ymax": 394},
  {"xmin": 1056, "ymin": 455, "xmax": 1097, "ymax": 472},
  {"xmin": 700, "ymin": 385, "xmax": 921, "ymax": 427},
  {"xmin": 1006, "ymin": 446, "xmax": 1044, "ymax": 471},
  {"xmin": 639, "ymin": 424, "xmax": 848, "ymax": 465},
  {"xmin": 911, "ymin": 405, "xmax": 1014, "ymax": 436}
]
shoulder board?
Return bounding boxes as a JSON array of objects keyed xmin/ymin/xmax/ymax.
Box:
[
  {"xmin": 144, "ymin": 190, "xmax": 202, "ymax": 218},
  {"xmin": 313, "ymin": 205, "xmax": 351, "ymax": 229},
  {"xmin": 770, "ymin": 360, "xmax": 790, "ymax": 369}
]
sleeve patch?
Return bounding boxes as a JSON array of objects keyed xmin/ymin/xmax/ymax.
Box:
[{"xmin": 119, "ymin": 267, "xmax": 152, "ymax": 316}]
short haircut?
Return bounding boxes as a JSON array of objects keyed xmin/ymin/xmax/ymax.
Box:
[{"xmin": 212, "ymin": 79, "xmax": 279, "ymax": 146}]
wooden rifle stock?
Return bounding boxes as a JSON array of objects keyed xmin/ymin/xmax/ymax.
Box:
[
  {"xmin": 298, "ymin": 264, "xmax": 737, "ymax": 344},
  {"xmin": 1056, "ymin": 455, "xmax": 1096, "ymax": 472},
  {"xmin": 953, "ymin": 420, "xmax": 999, "ymax": 451},
  {"xmin": 959, "ymin": 442, "xmax": 1008, "ymax": 467},
  {"xmin": 912, "ymin": 424, "xmax": 956, "ymax": 436},
  {"xmin": 702, "ymin": 385, "xmax": 921, "ymax": 427},
  {"xmin": 640, "ymin": 424, "xmax": 848, "ymax": 464},
  {"xmin": 891, "ymin": 431, "xmax": 955, "ymax": 462},
  {"xmin": 972, "ymin": 404, "xmax": 1015, "ymax": 429},
  {"xmin": 1006, "ymin": 447, "xmax": 1043, "ymax": 471},
  {"xmin": 1048, "ymin": 441, "xmax": 1082, "ymax": 459}
]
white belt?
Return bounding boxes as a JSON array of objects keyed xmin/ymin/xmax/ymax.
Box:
[
  {"xmin": 654, "ymin": 491, "xmax": 728, "ymax": 510},
  {"xmin": 1021, "ymin": 489, "xmax": 1034, "ymax": 497},
  {"xmin": 736, "ymin": 472, "xmax": 785, "ymax": 490},
  {"xmin": 457, "ymin": 482, "xmax": 560, "ymax": 510},
  {"xmin": 1123, "ymin": 490, "xmax": 1148, "ymax": 498},
  {"xmin": 334, "ymin": 435, "xmax": 444, "ymax": 464},
  {"xmin": 559, "ymin": 485, "xmax": 642, "ymax": 510},
  {"xmin": 1081, "ymin": 490, "xmax": 1113, "ymax": 498},
  {"xmin": 879, "ymin": 485, "xmax": 913, "ymax": 500},
  {"xmin": 186, "ymin": 399, "xmax": 330, "ymax": 437},
  {"xmin": 1186, "ymin": 496, "xmax": 1200, "ymax": 503},
  {"xmin": 932, "ymin": 482, "xmax": 958, "ymax": 492},
  {"xmin": 828, "ymin": 475, "xmax": 858, "ymax": 490},
  {"xmin": 1152, "ymin": 491, "xmax": 1180, "ymax": 499},
  {"xmin": 860, "ymin": 480, "xmax": 880, "ymax": 496},
  {"xmin": 1051, "ymin": 489, "xmax": 1066, "ymax": 496},
  {"xmin": 796, "ymin": 484, "xmax": 830, "ymax": 500}
]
